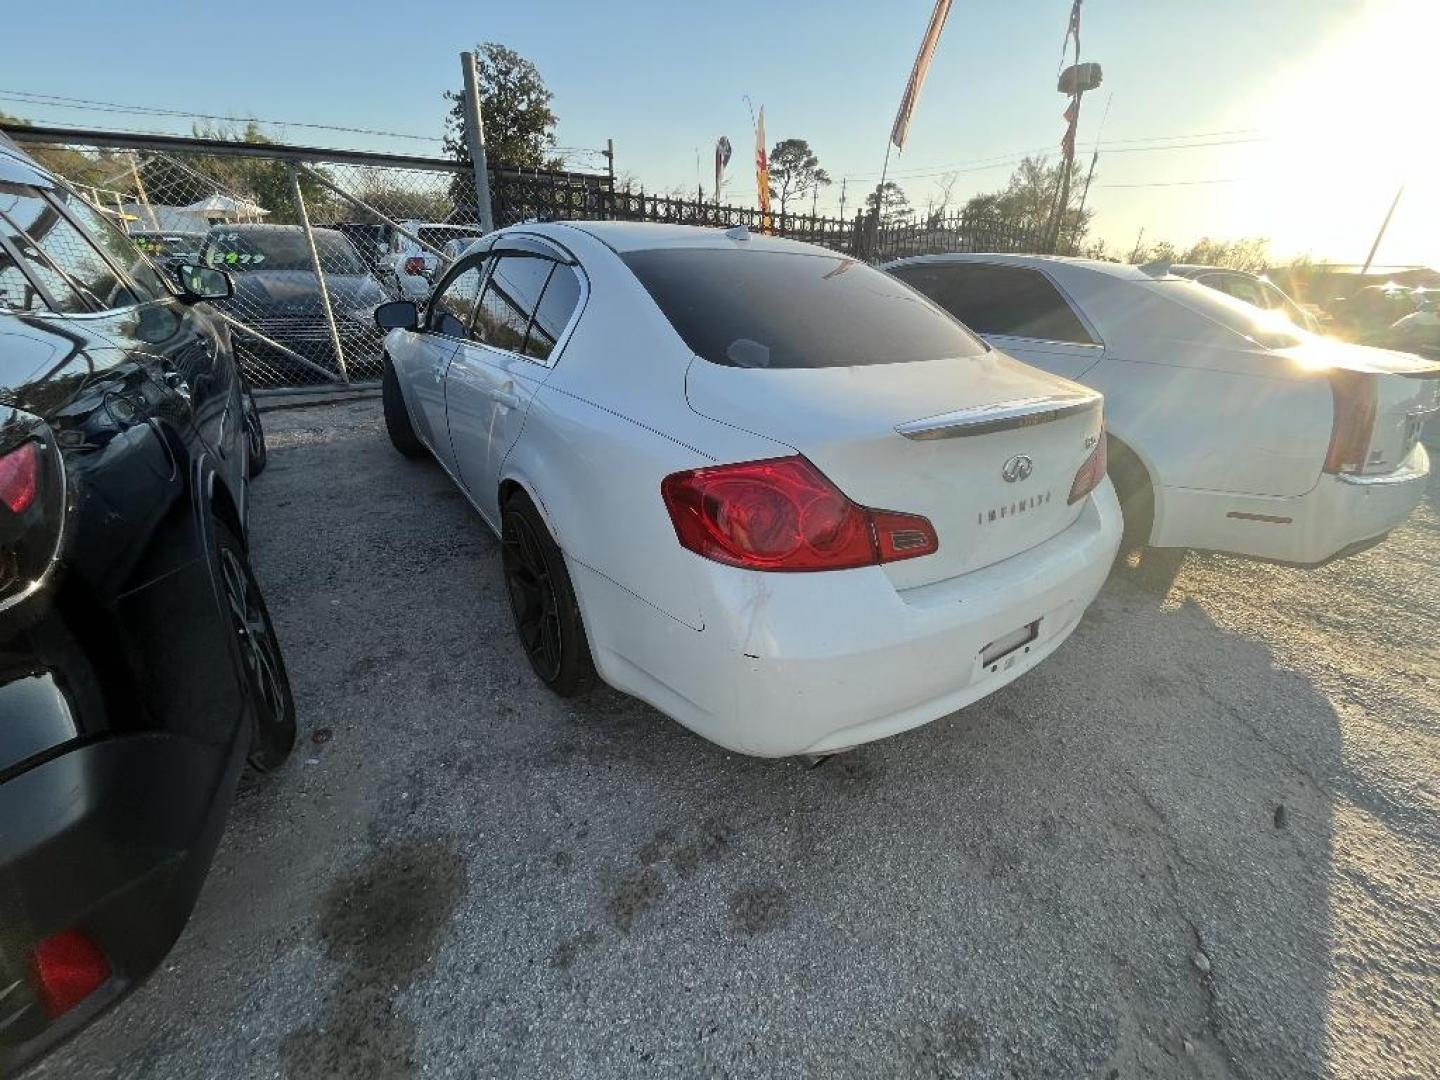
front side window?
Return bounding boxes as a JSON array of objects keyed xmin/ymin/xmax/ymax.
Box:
[
  {"xmin": 626, "ymin": 248, "xmax": 987, "ymax": 369},
  {"xmin": 891, "ymin": 262, "xmax": 1097, "ymax": 345},
  {"xmin": 0, "ymin": 182, "xmax": 136, "ymax": 310},
  {"xmin": 52, "ymin": 188, "xmax": 171, "ymax": 302},
  {"xmin": 474, "ymin": 254, "xmax": 554, "ymax": 355},
  {"xmin": 431, "ymin": 259, "xmax": 484, "ymax": 339}
]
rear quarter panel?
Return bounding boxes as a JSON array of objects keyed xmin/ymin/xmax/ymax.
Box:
[{"xmin": 501, "ymin": 227, "xmax": 791, "ymax": 631}]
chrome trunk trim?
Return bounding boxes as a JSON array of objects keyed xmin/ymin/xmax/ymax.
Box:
[{"xmin": 895, "ymin": 392, "xmax": 1102, "ymax": 441}]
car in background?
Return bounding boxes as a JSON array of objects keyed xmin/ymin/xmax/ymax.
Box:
[
  {"xmin": 199, "ymin": 223, "xmax": 389, "ymax": 383},
  {"xmin": 128, "ymin": 229, "xmax": 206, "ymax": 275},
  {"xmin": 1167, "ymin": 263, "xmax": 1324, "ymax": 333},
  {"xmin": 886, "ymin": 253, "xmax": 1440, "ymax": 566},
  {"xmin": 375, "ymin": 222, "xmax": 1118, "ymax": 757},
  {"xmin": 333, "ymin": 221, "xmax": 391, "ymax": 278},
  {"xmin": 387, "ymin": 221, "xmax": 485, "ymax": 299},
  {"xmin": 0, "ymin": 136, "xmax": 294, "ymax": 1075}
]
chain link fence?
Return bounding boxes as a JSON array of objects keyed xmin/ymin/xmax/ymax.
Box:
[{"xmin": 3, "ymin": 125, "xmax": 1047, "ymax": 392}]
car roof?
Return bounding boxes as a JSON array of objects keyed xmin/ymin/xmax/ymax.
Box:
[
  {"xmin": 549, "ymin": 220, "xmax": 833, "ymax": 256},
  {"xmin": 206, "ymin": 223, "xmax": 344, "ymax": 237},
  {"xmin": 883, "ymin": 251, "xmax": 1182, "ymax": 283}
]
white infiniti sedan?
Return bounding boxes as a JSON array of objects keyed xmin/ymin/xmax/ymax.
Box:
[
  {"xmin": 375, "ymin": 223, "xmax": 1120, "ymax": 757},
  {"xmin": 886, "ymin": 254, "xmax": 1440, "ymax": 566}
]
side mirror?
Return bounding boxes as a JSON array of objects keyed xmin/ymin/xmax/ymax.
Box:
[
  {"xmin": 176, "ymin": 263, "xmax": 233, "ymax": 301},
  {"xmin": 374, "ymin": 300, "xmax": 420, "ymax": 332}
]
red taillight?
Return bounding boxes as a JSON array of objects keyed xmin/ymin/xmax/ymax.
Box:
[
  {"xmin": 1067, "ymin": 434, "xmax": 1108, "ymax": 505},
  {"xmin": 403, "ymin": 256, "xmax": 427, "ymax": 276},
  {"xmin": 30, "ymin": 929, "xmax": 110, "ymax": 1020},
  {"xmin": 1324, "ymin": 370, "xmax": 1377, "ymax": 474},
  {"xmin": 661, "ymin": 455, "xmax": 938, "ymax": 571},
  {"xmin": 0, "ymin": 440, "xmax": 39, "ymax": 514}
]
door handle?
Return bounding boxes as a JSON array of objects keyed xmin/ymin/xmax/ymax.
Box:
[{"xmin": 489, "ymin": 383, "xmax": 521, "ymax": 410}]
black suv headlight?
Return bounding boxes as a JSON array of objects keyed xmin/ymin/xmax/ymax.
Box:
[{"xmin": 0, "ymin": 407, "xmax": 66, "ymax": 615}]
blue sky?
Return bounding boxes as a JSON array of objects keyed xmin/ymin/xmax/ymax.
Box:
[{"xmin": 2, "ymin": 0, "xmax": 1432, "ymax": 266}]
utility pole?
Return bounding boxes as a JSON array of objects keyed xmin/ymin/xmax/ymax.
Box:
[
  {"xmin": 604, "ymin": 138, "xmax": 615, "ymax": 183},
  {"xmin": 838, "ymin": 177, "xmax": 847, "ymax": 220},
  {"xmin": 460, "ymin": 50, "xmax": 494, "ymax": 233},
  {"xmin": 1358, "ymin": 184, "xmax": 1405, "ymax": 279}
]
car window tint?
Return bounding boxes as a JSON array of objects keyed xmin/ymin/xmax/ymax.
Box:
[
  {"xmin": 0, "ymin": 183, "xmax": 135, "ymax": 309},
  {"xmin": 475, "ymin": 254, "xmax": 552, "ymax": 354},
  {"xmin": 0, "ymin": 242, "xmax": 53, "ymax": 312},
  {"xmin": 891, "ymin": 262, "xmax": 1097, "ymax": 344},
  {"xmin": 625, "ymin": 249, "xmax": 985, "ymax": 368},
  {"xmin": 432, "ymin": 260, "xmax": 484, "ymax": 340},
  {"xmin": 52, "ymin": 188, "xmax": 171, "ymax": 302},
  {"xmin": 524, "ymin": 263, "xmax": 581, "ymax": 361}
]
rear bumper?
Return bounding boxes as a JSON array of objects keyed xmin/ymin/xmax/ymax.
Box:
[
  {"xmin": 572, "ymin": 481, "xmax": 1121, "ymax": 757},
  {"xmin": 0, "ymin": 732, "xmax": 240, "ymax": 1073},
  {"xmin": 1152, "ymin": 442, "xmax": 1429, "ymax": 564}
]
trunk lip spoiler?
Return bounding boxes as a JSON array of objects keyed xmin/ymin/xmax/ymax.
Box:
[{"xmin": 895, "ymin": 391, "xmax": 1102, "ymax": 441}]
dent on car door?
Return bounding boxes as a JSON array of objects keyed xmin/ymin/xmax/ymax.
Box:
[
  {"xmin": 447, "ymin": 252, "xmax": 582, "ymax": 522},
  {"xmin": 892, "ymin": 262, "xmax": 1104, "ymax": 381}
]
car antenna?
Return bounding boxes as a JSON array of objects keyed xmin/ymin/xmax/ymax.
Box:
[
  {"xmin": 724, "ymin": 224, "xmax": 750, "ymax": 241},
  {"xmin": 1139, "ymin": 259, "xmax": 1172, "ymax": 277}
]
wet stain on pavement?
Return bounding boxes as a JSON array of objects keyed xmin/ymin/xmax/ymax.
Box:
[
  {"xmin": 728, "ymin": 883, "xmax": 793, "ymax": 935},
  {"xmin": 279, "ymin": 837, "xmax": 467, "ymax": 1080},
  {"xmin": 607, "ymin": 866, "xmax": 666, "ymax": 933}
]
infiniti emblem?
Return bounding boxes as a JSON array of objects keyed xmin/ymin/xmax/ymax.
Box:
[{"xmin": 1001, "ymin": 454, "xmax": 1034, "ymax": 483}]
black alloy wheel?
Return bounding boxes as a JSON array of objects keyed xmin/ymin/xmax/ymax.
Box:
[
  {"xmin": 216, "ymin": 524, "xmax": 295, "ymax": 770},
  {"xmin": 500, "ymin": 494, "xmax": 596, "ymax": 696},
  {"xmin": 243, "ymin": 392, "xmax": 268, "ymax": 477}
]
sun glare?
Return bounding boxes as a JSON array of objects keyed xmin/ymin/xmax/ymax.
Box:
[{"xmin": 1237, "ymin": 0, "xmax": 1438, "ymax": 266}]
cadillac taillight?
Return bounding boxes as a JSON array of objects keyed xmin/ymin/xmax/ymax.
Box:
[
  {"xmin": 661, "ymin": 455, "xmax": 938, "ymax": 571},
  {"xmin": 1067, "ymin": 432, "xmax": 1108, "ymax": 505},
  {"xmin": 1324, "ymin": 369, "xmax": 1378, "ymax": 474},
  {"xmin": 403, "ymin": 256, "xmax": 427, "ymax": 277}
]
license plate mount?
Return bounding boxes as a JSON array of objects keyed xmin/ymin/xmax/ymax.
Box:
[{"xmin": 981, "ymin": 619, "xmax": 1041, "ymax": 671}]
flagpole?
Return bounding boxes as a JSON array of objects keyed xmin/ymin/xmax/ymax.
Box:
[{"xmin": 1359, "ymin": 183, "xmax": 1405, "ymax": 279}]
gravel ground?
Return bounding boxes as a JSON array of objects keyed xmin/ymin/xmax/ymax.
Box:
[{"xmin": 26, "ymin": 399, "xmax": 1440, "ymax": 1080}]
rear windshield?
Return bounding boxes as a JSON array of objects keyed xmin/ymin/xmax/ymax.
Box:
[
  {"xmin": 202, "ymin": 229, "xmax": 364, "ymax": 275},
  {"xmin": 622, "ymin": 248, "xmax": 987, "ymax": 368},
  {"xmin": 419, "ymin": 227, "xmax": 482, "ymax": 249},
  {"xmin": 1153, "ymin": 278, "xmax": 1305, "ymax": 349}
]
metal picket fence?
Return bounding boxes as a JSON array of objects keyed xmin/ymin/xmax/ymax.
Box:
[{"xmin": 2, "ymin": 124, "xmax": 1048, "ymax": 392}]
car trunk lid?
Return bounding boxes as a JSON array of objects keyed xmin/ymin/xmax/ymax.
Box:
[{"xmin": 685, "ymin": 352, "xmax": 1104, "ymax": 589}]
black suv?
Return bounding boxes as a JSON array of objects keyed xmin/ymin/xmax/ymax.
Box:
[{"xmin": 0, "ymin": 136, "xmax": 294, "ymax": 1073}]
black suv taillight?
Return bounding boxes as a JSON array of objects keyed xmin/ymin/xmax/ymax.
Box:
[{"xmin": 0, "ymin": 413, "xmax": 66, "ymax": 613}]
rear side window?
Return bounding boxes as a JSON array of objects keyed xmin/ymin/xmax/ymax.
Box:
[
  {"xmin": 623, "ymin": 248, "xmax": 985, "ymax": 368},
  {"xmin": 892, "ymin": 262, "xmax": 1097, "ymax": 344},
  {"xmin": 525, "ymin": 264, "xmax": 582, "ymax": 361}
]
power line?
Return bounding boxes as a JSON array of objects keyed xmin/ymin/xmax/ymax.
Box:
[
  {"xmin": 1096, "ymin": 177, "xmax": 1242, "ymax": 188},
  {"xmin": 0, "ymin": 88, "xmax": 446, "ymax": 144}
]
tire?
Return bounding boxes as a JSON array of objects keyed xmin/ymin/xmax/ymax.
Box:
[
  {"xmin": 500, "ymin": 492, "xmax": 596, "ymax": 697},
  {"xmin": 213, "ymin": 519, "xmax": 296, "ymax": 771},
  {"xmin": 243, "ymin": 391, "xmax": 268, "ymax": 478},
  {"xmin": 1107, "ymin": 435, "xmax": 1155, "ymax": 556},
  {"xmin": 382, "ymin": 353, "xmax": 426, "ymax": 458}
]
